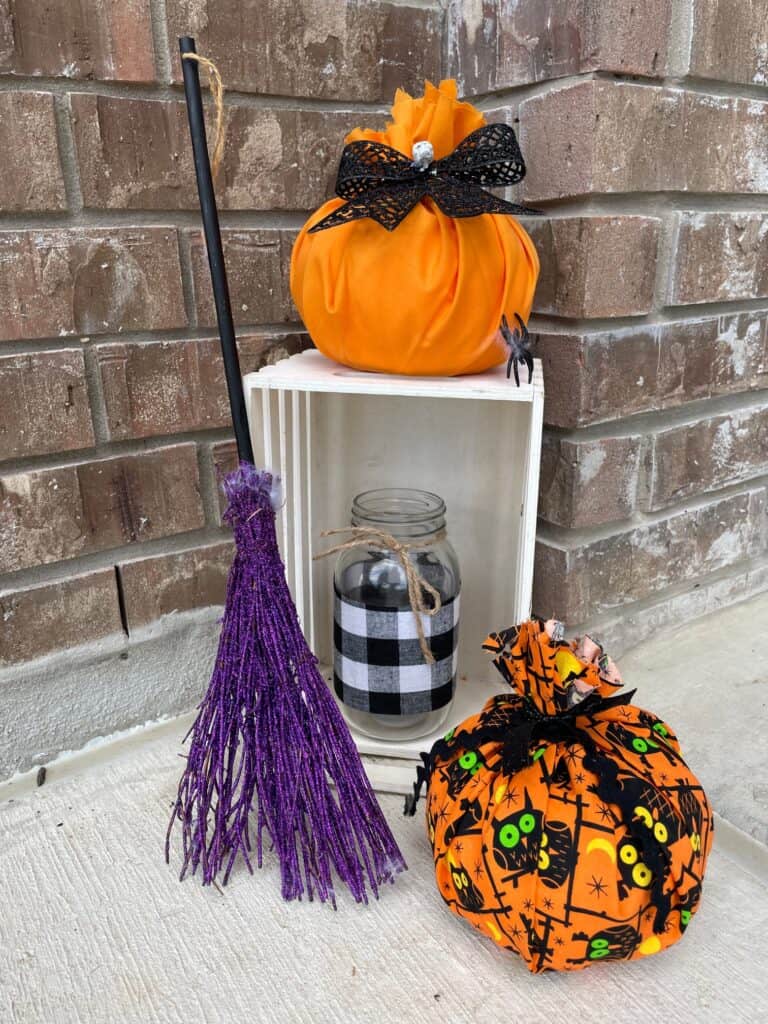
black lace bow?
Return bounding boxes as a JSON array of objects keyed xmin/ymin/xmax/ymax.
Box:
[{"xmin": 309, "ymin": 123, "xmax": 541, "ymax": 233}]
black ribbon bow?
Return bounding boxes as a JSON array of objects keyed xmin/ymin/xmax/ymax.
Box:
[
  {"xmin": 404, "ymin": 689, "xmax": 636, "ymax": 817},
  {"xmin": 495, "ymin": 689, "xmax": 636, "ymax": 776},
  {"xmin": 309, "ymin": 123, "xmax": 541, "ymax": 233}
]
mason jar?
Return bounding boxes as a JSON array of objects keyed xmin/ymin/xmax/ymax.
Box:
[{"xmin": 332, "ymin": 488, "xmax": 461, "ymax": 741}]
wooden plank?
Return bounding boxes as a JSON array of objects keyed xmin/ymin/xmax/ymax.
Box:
[{"xmin": 245, "ymin": 349, "xmax": 540, "ymax": 403}]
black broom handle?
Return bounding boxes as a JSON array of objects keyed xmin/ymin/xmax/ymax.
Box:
[{"xmin": 179, "ymin": 36, "xmax": 254, "ymax": 464}]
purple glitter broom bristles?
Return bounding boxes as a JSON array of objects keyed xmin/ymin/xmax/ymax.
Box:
[{"xmin": 166, "ymin": 464, "xmax": 406, "ymax": 904}]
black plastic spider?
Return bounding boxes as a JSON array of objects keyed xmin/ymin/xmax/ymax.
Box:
[{"xmin": 500, "ymin": 313, "xmax": 534, "ymax": 386}]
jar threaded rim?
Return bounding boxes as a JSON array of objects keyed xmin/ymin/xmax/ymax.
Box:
[{"xmin": 351, "ymin": 488, "xmax": 446, "ymax": 534}]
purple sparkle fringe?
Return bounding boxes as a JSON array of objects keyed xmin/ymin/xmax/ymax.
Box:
[{"xmin": 166, "ymin": 463, "xmax": 406, "ymax": 905}]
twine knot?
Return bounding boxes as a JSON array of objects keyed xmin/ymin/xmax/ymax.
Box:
[
  {"xmin": 181, "ymin": 51, "xmax": 226, "ymax": 181},
  {"xmin": 314, "ymin": 526, "xmax": 447, "ymax": 664}
]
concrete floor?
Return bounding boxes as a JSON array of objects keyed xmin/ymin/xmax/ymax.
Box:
[
  {"xmin": 1, "ymin": 593, "xmax": 767, "ymax": 1023},
  {"xmin": 619, "ymin": 591, "xmax": 768, "ymax": 844}
]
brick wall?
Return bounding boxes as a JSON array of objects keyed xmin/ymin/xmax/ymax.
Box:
[
  {"xmin": 0, "ymin": 0, "xmax": 441, "ymax": 676},
  {"xmin": 483, "ymin": 0, "xmax": 768, "ymax": 649},
  {"xmin": 1, "ymin": 2, "xmax": 767, "ymax": 751}
]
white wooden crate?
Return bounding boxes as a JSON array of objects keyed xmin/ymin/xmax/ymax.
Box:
[{"xmin": 243, "ymin": 349, "xmax": 544, "ymax": 791}]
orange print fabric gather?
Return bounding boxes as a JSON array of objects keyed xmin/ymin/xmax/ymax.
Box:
[{"xmin": 290, "ymin": 80, "xmax": 539, "ymax": 377}]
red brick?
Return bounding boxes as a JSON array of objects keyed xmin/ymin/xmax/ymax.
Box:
[
  {"xmin": 687, "ymin": 0, "xmax": 768, "ymax": 87},
  {"xmin": 95, "ymin": 332, "xmax": 309, "ymax": 440},
  {"xmin": 0, "ymin": 229, "xmax": 186, "ymax": 342},
  {"xmin": 0, "ymin": 349, "xmax": 94, "ymax": 460},
  {"xmin": 539, "ymin": 434, "xmax": 642, "ymax": 528},
  {"xmin": 649, "ymin": 406, "xmax": 768, "ymax": 511},
  {"xmin": 0, "ymin": 93, "xmax": 65, "ymax": 212},
  {"xmin": 0, "ymin": 569, "xmax": 123, "ymax": 666},
  {"xmin": 447, "ymin": 0, "xmax": 670, "ymax": 94},
  {"xmin": 538, "ymin": 312, "xmax": 768, "ymax": 429},
  {"xmin": 670, "ymin": 214, "xmax": 768, "ymax": 306},
  {"xmin": 189, "ymin": 230, "xmax": 296, "ymax": 327},
  {"xmin": 520, "ymin": 81, "xmax": 768, "ymax": 202},
  {"xmin": 117, "ymin": 541, "xmax": 235, "ymax": 629},
  {"xmin": 533, "ymin": 489, "xmax": 767, "ymax": 623},
  {"xmin": 0, "ymin": 445, "xmax": 204, "ymax": 574},
  {"xmin": 529, "ymin": 217, "xmax": 660, "ymax": 318},
  {"xmin": 71, "ymin": 95, "xmax": 373, "ymax": 212},
  {"xmin": 165, "ymin": 0, "xmax": 441, "ymax": 101},
  {"xmin": 0, "ymin": 0, "xmax": 155, "ymax": 81}
]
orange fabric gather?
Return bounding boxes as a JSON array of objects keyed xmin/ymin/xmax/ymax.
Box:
[{"xmin": 290, "ymin": 80, "xmax": 539, "ymax": 377}]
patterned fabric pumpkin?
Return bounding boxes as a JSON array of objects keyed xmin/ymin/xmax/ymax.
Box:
[
  {"xmin": 409, "ymin": 619, "xmax": 712, "ymax": 973},
  {"xmin": 290, "ymin": 80, "xmax": 539, "ymax": 377}
]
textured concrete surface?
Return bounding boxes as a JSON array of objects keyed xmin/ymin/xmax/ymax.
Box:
[
  {"xmin": 1, "ymin": 587, "xmax": 766, "ymax": 1022},
  {"xmin": 0, "ymin": 723, "xmax": 766, "ymax": 1024},
  {"xmin": 620, "ymin": 590, "xmax": 768, "ymax": 844},
  {"xmin": 0, "ymin": 609, "xmax": 219, "ymax": 779}
]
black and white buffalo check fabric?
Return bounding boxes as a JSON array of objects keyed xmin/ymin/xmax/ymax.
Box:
[{"xmin": 333, "ymin": 585, "xmax": 460, "ymax": 715}]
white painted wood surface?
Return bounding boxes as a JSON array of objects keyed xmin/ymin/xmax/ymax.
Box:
[
  {"xmin": 244, "ymin": 351, "xmax": 545, "ymax": 779},
  {"xmin": 247, "ymin": 348, "xmax": 544, "ymax": 401},
  {"xmin": 318, "ymin": 666, "xmax": 506, "ymax": 793},
  {"xmin": 0, "ymin": 724, "xmax": 765, "ymax": 1024}
]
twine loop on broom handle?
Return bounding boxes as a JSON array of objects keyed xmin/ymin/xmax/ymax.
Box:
[
  {"xmin": 181, "ymin": 51, "xmax": 226, "ymax": 181},
  {"xmin": 314, "ymin": 527, "xmax": 446, "ymax": 664}
]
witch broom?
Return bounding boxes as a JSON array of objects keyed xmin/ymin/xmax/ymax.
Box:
[{"xmin": 166, "ymin": 37, "xmax": 406, "ymax": 904}]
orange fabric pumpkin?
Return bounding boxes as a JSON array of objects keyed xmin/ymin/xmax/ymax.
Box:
[
  {"xmin": 415, "ymin": 620, "xmax": 712, "ymax": 973},
  {"xmin": 290, "ymin": 80, "xmax": 539, "ymax": 377}
]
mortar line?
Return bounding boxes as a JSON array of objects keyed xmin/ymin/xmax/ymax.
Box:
[
  {"xmin": 176, "ymin": 227, "xmax": 198, "ymax": 328},
  {"xmin": 0, "ymin": 526, "xmax": 233, "ymax": 594},
  {"xmin": 0, "ymin": 209, "xmax": 311, "ymax": 230},
  {"xmin": 3, "ymin": 65, "xmax": 766, "ymax": 111},
  {"xmin": 50, "ymin": 93, "xmax": 84, "ymax": 213},
  {"xmin": 565, "ymin": 553, "xmax": 768, "ymax": 650},
  {"xmin": 593, "ymin": 69, "xmax": 768, "ymax": 104},
  {"xmin": 464, "ymin": 67, "xmax": 768, "ymax": 107},
  {"xmin": 654, "ymin": 202, "xmax": 681, "ymax": 311},
  {"xmin": 541, "ymin": 390, "xmax": 768, "ymax": 446},
  {"xmin": 0, "ymin": 428, "xmax": 235, "ymax": 477},
  {"xmin": 80, "ymin": 344, "xmax": 111, "ymax": 445},
  {"xmin": 1, "ymin": 196, "xmax": 766, "ymax": 235},
  {"xmin": 3, "ymin": 298, "xmax": 766, "ymax": 353},
  {"xmin": 538, "ymin": 466, "xmax": 768, "ymax": 545},
  {"xmin": 0, "ymin": 322, "xmax": 308, "ymax": 356},
  {"xmin": 530, "ymin": 297, "xmax": 768, "ymax": 333},
  {"xmin": 2, "ymin": 354, "xmax": 763, "ymax": 473},
  {"xmin": 469, "ymin": 71, "xmax": 599, "ymax": 110},
  {"xmin": 635, "ymin": 433, "xmax": 653, "ymax": 515},
  {"xmin": 0, "ymin": 74, "xmax": 391, "ymax": 114},
  {"xmin": 195, "ymin": 440, "xmax": 221, "ymax": 527},
  {"xmin": 384, "ymin": 0, "xmax": 442, "ymax": 10},
  {"xmin": 148, "ymin": 0, "xmax": 172, "ymax": 86},
  {"xmin": 525, "ymin": 195, "xmax": 768, "ymax": 214},
  {"xmin": 536, "ymin": 473, "xmax": 768, "ymax": 549},
  {"xmin": 667, "ymin": 0, "xmax": 695, "ymax": 79},
  {"xmin": 113, "ymin": 565, "xmax": 130, "ymax": 636}
]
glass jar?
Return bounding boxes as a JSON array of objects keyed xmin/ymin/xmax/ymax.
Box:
[{"xmin": 333, "ymin": 488, "xmax": 461, "ymax": 741}]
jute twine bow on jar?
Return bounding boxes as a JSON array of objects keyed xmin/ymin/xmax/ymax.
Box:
[{"xmin": 314, "ymin": 527, "xmax": 447, "ymax": 664}]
